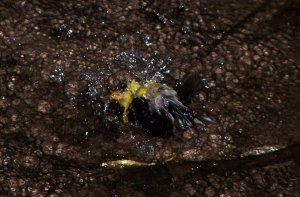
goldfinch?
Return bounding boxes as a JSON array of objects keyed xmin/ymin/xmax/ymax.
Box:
[{"xmin": 111, "ymin": 80, "xmax": 211, "ymax": 137}]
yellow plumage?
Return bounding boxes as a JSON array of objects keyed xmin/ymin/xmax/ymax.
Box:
[
  {"xmin": 110, "ymin": 80, "xmax": 211, "ymax": 137},
  {"xmin": 111, "ymin": 80, "xmax": 148, "ymax": 123}
]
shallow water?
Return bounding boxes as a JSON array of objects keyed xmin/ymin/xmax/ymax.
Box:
[{"xmin": 0, "ymin": 0, "xmax": 299, "ymax": 196}]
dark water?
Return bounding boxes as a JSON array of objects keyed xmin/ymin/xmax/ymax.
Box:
[{"xmin": 0, "ymin": 0, "xmax": 299, "ymax": 196}]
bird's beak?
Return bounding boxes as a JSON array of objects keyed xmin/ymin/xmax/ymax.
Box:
[{"xmin": 110, "ymin": 91, "xmax": 123, "ymax": 101}]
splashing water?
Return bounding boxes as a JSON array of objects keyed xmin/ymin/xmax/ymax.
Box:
[
  {"xmin": 114, "ymin": 51, "xmax": 172, "ymax": 83},
  {"xmin": 50, "ymin": 65, "xmax": 65, "ymax": 84},
  {"xmin": 80, "ymin": 65, "xmax": 113, "ymax": 116}
]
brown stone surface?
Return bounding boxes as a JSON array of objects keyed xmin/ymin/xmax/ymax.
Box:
[{"xmin": 0, "ymin": 0, "xmax": 299, "ymax": 196}]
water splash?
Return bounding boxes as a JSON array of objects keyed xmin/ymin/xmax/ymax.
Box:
[
  {"xmin": 141, "ymin": 34, "xmax": 153, "ymax": 47},
  {"xmin": 53, "ymin": 23, "xmax": 73, "ymax": 40},
  {"xmin": 81, "ymin": 65, "xmax": 112, "ymax": 116},
  {"xmin": 114, "ymin": 51, "xmax": 138, "ymax": 69},
  {"xmin": 181, "ymin": 26, "xmax": 191, "ymax": 34},
  {"xmin": 119, "ymin": 34, "xmax": 127, "ymax": 43},
  {"xmin": 114, "ymin": 51, "xmax": 172, "ymax": 83},
  {"xmin": 134, "ymin": 140, "xmax": 155, "ymax": 155},
  {"xmin": 50, "ymin": 65, "xmax": 65, "ymax": 83},
  {"xmin": 154, "ymin": 10, "xmax": 168, "ymax": 24},
  {"xmin": 179, "ymin": 38, "xmax": 188, "ymax": 46}
]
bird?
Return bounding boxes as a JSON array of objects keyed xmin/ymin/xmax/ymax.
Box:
[{"xmin": 110, "ymin": 80, "xmax": 212, "ymax": 137}]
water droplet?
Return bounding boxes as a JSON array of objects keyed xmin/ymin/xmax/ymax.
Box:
[
  {"xmin": 50, "ymin": 65, "xmax": 65, "ymax": 83},
  {"xmin": 154, "ymin": 10, "xmax": 168, "ymax": 24},
  {"xmin": 152, "ymin": 71, "xmax": 164, "ymax": 82},
  {"xmin": 86, "ymin": 84, "xmax": 97, "ymax": 100},
  {"xmin": 142, "ymin": 34, "xmax": 153, "ymax": 46},
  {"xmin": 54, "ymin": 24, "xmax": 73, "ymax": 40},
  {"xmin": 115, "ymin": 51, "xmax": 138, "ymax": 69},
  {"xmin": 87, "ymin": 149, "xmax": 92, "ymax": 158},
  {"xmin": 135, "ymin": 140, "xmax": 155, "ymax": 154},
  {"xmin": 170, "ymin": 19, "xmax": 176, "ymax": 25},
  {"xmin": 179, "ymin": 3, "xmax": 185, "ymax": 10},
  {"xmin": 181, "ymin": 26, "xmax": 191, "ymax": 34},
  {"xmin": 201, "ymin": 78, "xmax": 210, "ymax": 89},
  {"xmin": 179, "ymin": 38, "xmax": 188, "ymax": 46},
  {"xmin": 67, "ymin": 29, "xmax": 73, "ymax": 37},
  {"xmin": 119, "ymin": 34, "xmax": 127, "ymax": 43}
]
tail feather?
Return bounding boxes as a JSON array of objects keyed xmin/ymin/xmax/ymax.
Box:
[
  {"xmin": 168, "ymin": 99, "xmax": 196, "ymax": 129},
  {"xmin": 168, "ymin": 99, "xmax": 214, "ymax": 129}
]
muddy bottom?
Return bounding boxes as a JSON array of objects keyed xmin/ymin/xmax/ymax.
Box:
[{"xmin": 0, "ymin": 0, "xmax": 299, "ymax": 196}]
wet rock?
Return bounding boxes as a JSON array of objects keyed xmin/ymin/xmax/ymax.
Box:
[
  {"xmin": 184, "ymin": 184, "xmax": 197, "ymax": 195},
  {"xmin": 0, "ymin": 0, "xmax": 299, "ymax": 196},
  {"xmin": 37, "ymin": 100, "xmax": 51, "ymax": 113},
  {"xmin": 205, "ymin": 186, "xmax": 215, "ymax": 197}
]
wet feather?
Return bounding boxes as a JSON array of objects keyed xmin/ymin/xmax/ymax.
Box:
[{"xmin": 111, "ymin": 80, "xmax": 213, "ymax": 136}]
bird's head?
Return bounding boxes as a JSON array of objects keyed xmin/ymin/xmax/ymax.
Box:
[
  {"xmin": 110, "ymin": 90, "xmax": 123, "ymax": 101},
  {"xmin": 110, "ymin": 80, "xmax": 147, "ymax": 103}
]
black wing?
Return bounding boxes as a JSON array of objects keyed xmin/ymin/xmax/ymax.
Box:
[{"xmin": 128, "ymin": 97, "xmax": 174, "ymax": 137}]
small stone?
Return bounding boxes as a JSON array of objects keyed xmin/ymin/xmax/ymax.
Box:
[
  {"xmin": 205, "ymin": 186, "xmax": 215, "ymax": 197},
  {"xmin": 182, "ymin": 149, "xmax": 198, "ymax": 160},
  {"xmin": 215, "ymin": 67, "xmax": 224, "ymax": 74},
  {"xmin": 181, "ymin": 26, "xmax": 191, "ymax": 34},
  {"xmin": 162, "ymin": 149, "xmax": 173, "ymax": 160},
  {"xmin": 197, "ymin": 92, "xmax": 206, "ymax": 101},
  {"xmin": 242, "ymin": 56, "xmax": 252, "ymax": 65},
  {"xmin": 184, "ymin": 184, "xmax": 197, "ymax": 195},
  {"xmin": 38, "ymin": 100, "xmax": 51, "ymax": 113},
  {"xmin": 183, "ymin": 129, "xmax": 196, "ymax": 139},
  {"xmin": 22, "ymin": 155, "xmax": 38, "ymax": 168},
  {"xmin": 11, "ymin": 114, "xmax": 18, "ymax": 122},
  {"xmin": 12, "ymin": 99, "xmax": 20, "ymax": 105},
  {"xmin": 65, "ymin": 81, "xmax": 79, "ymax": 97},
  {"xmin": 42, "ymin": 142, "xmax": 54, "ymax": 155}
]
